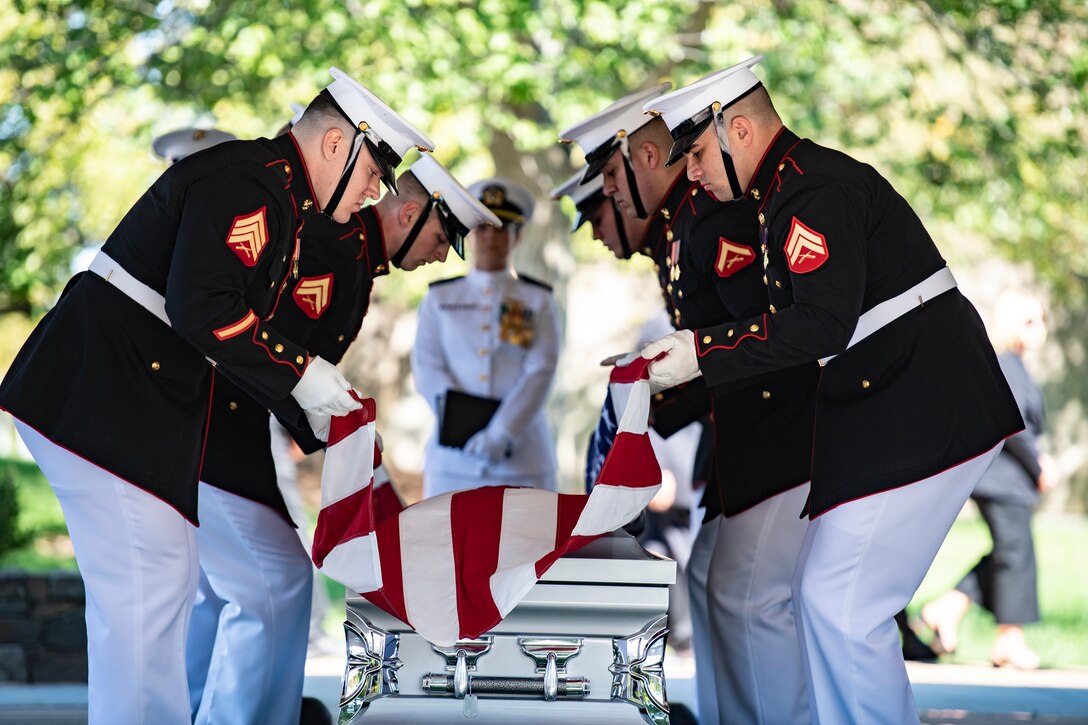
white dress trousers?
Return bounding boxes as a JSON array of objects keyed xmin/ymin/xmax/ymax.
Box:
[
  {"xmin": 685, "ymin": 514, "xmax": 720, "ymax": 725},
  {"xmin": 707, "ymin": 482, "xmax": 811, "ymax": 724},
  {"xmin": 792, "ymin": 444, "xmax": 1002, "ymax": 724},
  {"xmin": 186, "ymin": 482, "xmax": 313, "ymax": 725},
  {"xmin": 17, "ymin": 421, "xmax": 199, "ymax": 725}
]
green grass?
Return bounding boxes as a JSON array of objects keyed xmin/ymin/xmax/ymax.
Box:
[
  {"xmin": 0, "ymin": 457, "xmax": 75, "ymax": 570},
  {"xmin": 908, "ymin": 510, "xmax": 1088, "ymax": 669},
  {"xmin": 5, "ymin": 454, "xmax": 1087, "ymax": 669}
]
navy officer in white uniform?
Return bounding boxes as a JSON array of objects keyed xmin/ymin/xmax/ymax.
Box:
[{"xmin": 413, "ymin": 178, "xmax": 560, "ymax": 498}]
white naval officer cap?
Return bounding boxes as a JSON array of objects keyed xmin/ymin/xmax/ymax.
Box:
[
  {"xmin": 409, "ymin": 153, "xmax": 500, "ymax": 259},
  {"xmin": 468, "ymin": 177, "xmax": 535, "ymax": 227},
  {"xmin": 288, "ymin": 102, "xmax": 306, "ymax": 128},
  {"xmin": 151, "ymin": 127, "xmax": 236, "ymax": 163},
  {"xmin": 642, "ymin": 55, "xmax": 765, "ymax": 167},
  {"xmin": 557, "ymin": 83, "xmax": 672, "ymax": 183},
  {"xmin": 550, "ymin": 167, "xmax": 605, "ymax": 231},
  {"xmin": 321, "ymin": 67, "xmax": 435, "ymax": 195}
]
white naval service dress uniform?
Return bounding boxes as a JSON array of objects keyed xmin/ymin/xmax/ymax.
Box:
[{"xmin": 413, "ymin": 268, "xmax": 560, "ymax": 498}]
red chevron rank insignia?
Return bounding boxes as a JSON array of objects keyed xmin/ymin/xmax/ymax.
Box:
[
  {"xmin": 225, "ymin": 206, "xmax": 269, "ymax": 267},
  {"xmin": 784, "ymin": 216, "xmax": 828, "ymax": 274},
  {"xmin": 715, "ymin": 237, "xmax": 756, "ymax": 277},
  {"xmin": 293, "ymin": 274, "xmax": 333, "ymax": 319}
]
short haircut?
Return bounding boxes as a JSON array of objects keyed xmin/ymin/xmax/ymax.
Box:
[
  {"xmin": 630, "ymin": 116, "xmax": 673, "ymax": 154},
  {"xmin": 293, "ymin": 93, "xmax": 352, "ymax": 136},
  {"xmin": 727, "ymin": 86, "xmax": 781, "ymax": 129},
  {"xmin": 392, "ymin": 169, "xmax": 428, "ymax": 203}
]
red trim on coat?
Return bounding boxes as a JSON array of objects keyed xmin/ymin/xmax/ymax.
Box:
[
  {"xmin": 746, "ymin": 126, "xmax": 787, "ymax": 197},
  {"xmin": 810, "ymin": 434, "xmax": 1016, "ymax": 519},
  {"xmin": 695, "ymin": 314, "xmax": 769, "ymax": 355},
  {"xmin": 3, "ymin": 409, "xmax": 199, "ymax": 525}
]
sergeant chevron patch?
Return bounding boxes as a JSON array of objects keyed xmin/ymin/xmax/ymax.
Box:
[
  {"xmin": 715, "ymin": 238, "xmax": 756, "ymax": 277},
  {"xmin": 785, "ymin": 216, "xmax": 828, "ymax": 274},
  {"xmin": 225, "ymin": 206, "xmax": 269, "ymax": 267},
  {"xmin": 293, "ymin": 274, "xmax": 334, "ymax": 319}
]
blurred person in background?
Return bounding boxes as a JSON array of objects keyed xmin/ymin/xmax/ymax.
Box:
[
  {"xmin": 922, "ymin": 288, "xmax": 1054, "ymax": 670},
  {"xmin": 413, "ymin": 178, "xmax": 560, "ymax": 498}
]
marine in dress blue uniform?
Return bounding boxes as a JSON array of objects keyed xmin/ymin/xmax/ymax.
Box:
[
  {"xmin": 641, "ymin": 56, "xmax": 1023, "ymax": 724},
  {"xmin": 182, "ymin": 102, "xmax": 492, "ymax": 724},
  {"xmin": 566, "ymin": 74, "xmax": 818, "ymax": 723},
  {"xmin": 413, "ymin": 178, "xmax": 561, "ymax": 497},
  {"xmin": 0, "ymin": 65, "xmax": 430, "ymax": 723}
]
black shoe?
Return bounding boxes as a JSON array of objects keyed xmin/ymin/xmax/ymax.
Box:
[
  {"xmin": 901, "ymin": 626, "xmax": 939, "ymax": 662},
  {"xmin": 300, "ymin": 696, "xmax": 333, "ymax": 725}
]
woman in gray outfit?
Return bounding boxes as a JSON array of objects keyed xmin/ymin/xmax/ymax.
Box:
[{"xmin": 922, "ymin": 288, "xmax": 1055, "ymax": 669}]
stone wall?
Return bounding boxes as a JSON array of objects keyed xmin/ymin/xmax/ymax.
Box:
[{"xmin": 0, "ymin": 570, "xmax": 86, "ymax": 683}]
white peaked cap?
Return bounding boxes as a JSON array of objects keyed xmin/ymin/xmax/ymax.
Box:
[
  {"xmin": 409, "ymin": 154, "xmax": 500, "ymax": 229},
  {"xmin": 642, "ymin": 55, "xmax": 765, "ymax": 131},
  {"xmin": 152, "ymin": 127, "xmax": 236, "ymax": 162},
  {"xmin": 325, "ymin": 67, "xmax": 434, "ymax": 157},
  {"xmin": 558, "ymin": 82, "xmax": 672, "ymax": 158},
  {"xmin": 550, "ymin": 167, "xmax": 603, "ymax": 203},
  {"xmin": 288, "ymin": 102, "xmax": 306, "ymax": 127}
]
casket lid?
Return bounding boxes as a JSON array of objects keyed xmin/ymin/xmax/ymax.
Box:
[{"xmin": 539, "ymin": 531, "xmax": 676, "ymax": 586}]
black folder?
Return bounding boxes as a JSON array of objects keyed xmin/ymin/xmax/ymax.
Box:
[{"xmin": 438, "ymin": 389, "xmax": 502, "ymax": 448}]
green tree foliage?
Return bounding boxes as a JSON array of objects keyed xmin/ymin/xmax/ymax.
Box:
[{"xmin": 3, "ymin": 0, "xmax": 1085, "ymax": 312}]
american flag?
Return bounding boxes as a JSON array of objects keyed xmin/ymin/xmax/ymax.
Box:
[{"xmin": 311, "ymin": 357, "xmax": 661, "ymax": 646}]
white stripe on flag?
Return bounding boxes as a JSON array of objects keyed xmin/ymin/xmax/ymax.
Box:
[
  {"xmin": 319, "ymin": 532, "xmax": 382, "ymax": 593},
  {"xmin": 321, "ymin": 422, "xmax": 375, "ymax": 507},
  {"xmin": 616, "ymin": 379, "xmax": 650, "ymax": 435},
  {"xmin": 399, "ymin": 494, "xmax": 459, "ymax": 645},
  {"xmin": 490, "ymin": 489, "xmax": 558, "ymax": 616}
]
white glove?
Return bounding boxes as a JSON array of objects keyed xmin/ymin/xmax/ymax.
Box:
[
  {"xmin": 599, "ymin": 351, "xmax": 640, "ymax": 367},
  {"xmin": 291, "ymin": 356, "xmax": 362, "ymax": 415},
  {"xmin": 375, "ymin": 430, "xmax": 384, "ymax": 452},
  {"xmin": 305, "ymin": 411, "xmax": 331, "ymax": 442},
  {"xmin": 640, "ymin": 329, "xmax": 701, "ymax": 389},
  {"xmin": 463, "ymin": 429, "xmax": 513, "ymax": 463}
]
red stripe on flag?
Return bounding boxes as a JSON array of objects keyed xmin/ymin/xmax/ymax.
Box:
[
  {"xmin": 451, "ymin": 487, "xmax": 506, "ymax": 640},
  {"xmin": 535, "ymin": 493, "xmax": 594, "ymax": 577},
  {"xmin": 373, "ymin": 482, "xmax": 404, "ymax": 525},
  {"xmin": 312, "ymin": 484, "xmax": 376, "ymax": 568},
  {"xmin": 327, "ymin": 397, "xmax": 376, "ymax": 447},
  {"xmin": 596, "ymin": 431, "xmax": 662, "ymax": 489},
  {"xmin": 363, "ymin": 515, "xmax": 409, "ymax": 626},
  {"xmin": 608, "ymin": 355, "xmax": 654, "ymax": 384}
]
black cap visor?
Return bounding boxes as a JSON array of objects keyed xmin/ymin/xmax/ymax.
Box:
[
  {"xmin": 572, "ymin": 190, "xmax": 606, "ymax": 232},
  {"xmin": 436, "ymin": 199, "xmax": 469, "ymax": 259},
  {"xmin": 666, "ymin": 112, "xmax": 713, "ymax": 167},
  {"xmin": 581, "ymin": 138, "xmax": 621, "ymax": 183},
  {"xmin": 364, "ymin": 136, "xmax": 402, "ymax": 196}
]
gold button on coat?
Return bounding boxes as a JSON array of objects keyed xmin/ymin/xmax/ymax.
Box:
[
  {"xmin": 861, "ymin": 379, "xmax": 871, "ymax": 389},
  {"xmin": 296, "ymin": 356, "xmax": 304, "ymax": 364},
  {"xmin": 337, "ymin": 334, "xmax": 345, "ymax": 342},
  {"xmin": 727, "ymin": 329, "xmax": 734, "ymax": 338},
  {"xmin": 778, "ymin": 163, "xmax": 785, "ymax": 171},
  {"xmin": 376, "ymin": 264, "xmax": 386, "ymax": 273},
  {"xmin": 229, "ymin": 401, "xmax": 238, "ymax": 411},
  {"xmin": 761, "ymin": 390, "xmax": 771, "ymax": 400},
  {"xmin": 283, "ymin": 164, "xmax": 291, "ymax": 175},
  {"xmin": 758, "ymin": 213, "xmax": 765, "ymax": 225},
  {"xmin": 654, "ymin": 393, "xmax": 665, "ymax": 402},
  {"xmin": 661, "ymin": 209, "xmax": 670, "ymax": 220},
  {"xmin": 749, "ymin": 324, "xmax": 759, "ymax": 332},
  {"xmin": 769, "ymin": 305, "xmax": 777, "ymax": 314},
  {"xmin": 775, "ymin": 280, "xmax": 783, "ymax": 289},
  {"xmin": 274, "ymin": 343, "xmax": 284, "ymax": 353},
  {"xmin": 150, "ymin": 361, "xmax": 161, "ymax": 371},
  {"xmin": 752, "ymin": 189, "xmax": 760, "ymax": 200},
  {"xmin": 702, "ymin": 335, "xmax": 712, "ymax": 344},
  {"xmin": 666, "ymin": 230, "xmax": 674, "ymax": 242}
]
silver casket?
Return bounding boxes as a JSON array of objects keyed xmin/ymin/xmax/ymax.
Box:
[{"xmin": 338, "ymin": 530, "xmax": 676, "ymax": 724}]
